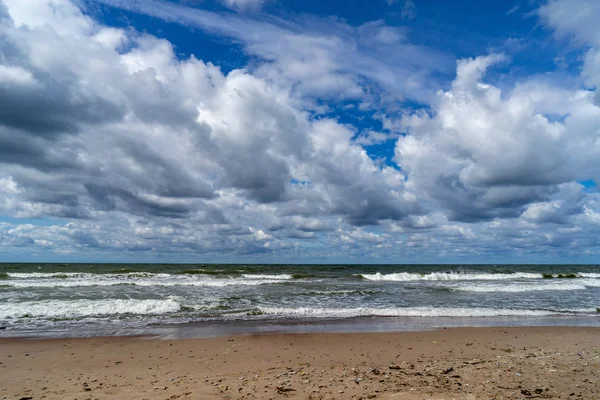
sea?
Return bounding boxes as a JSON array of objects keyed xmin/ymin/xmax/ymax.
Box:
[{"xmin": 1, "ymin": 263, "xmax": 599, "ymax": 339}]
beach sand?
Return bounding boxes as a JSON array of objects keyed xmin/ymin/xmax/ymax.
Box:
[{"xmin": 1, "ymin": 326, "xmax": 598, "ymax": 399}]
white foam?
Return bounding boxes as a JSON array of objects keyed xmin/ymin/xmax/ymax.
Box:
[
  {"xmin": 304, "ymin": 290, "xmax": 378, "ymax": 296},
  {"xmin": 3, "ymin": 276, "xmax": 288, "ymax": 288},
  {"xmin": 257, "ymin": 306, "xmax": 563, "ymax": 318},
  {"xmin": 4, "ymin": 272, "xmax": 296, "ymax": 287},
  {"xmin": 6, "ymin": 271, "xmax": 169, "ymax": 279},
  {"xmin": 565, "ymin": 308, "xmax": 600, "ymax": 314},
  {"xmin": 241, "ymin": 274, "xmax": 293, "ymax": 280},
  {"xmin": 132, "ymin": 278, "xmax": 287, "ymax": 287},
  {"xmin": 455, "ymin": 283, "xmax": 589, "ymax": 293},
  {"xmin": 109, "ymin": 272, "xmax": 170, "ymax": 278},
  {"xmin": 0, "ymin": 298, "xmax": 181, "ymax": 319},
  {"xmin": 7, "ymin": 272, "xmax": 92, "ymax": 278},
  {"xmin": 579, "ymin": 272, "xmax": 600, "ymax": 278},
  {"xmin": 582, "ymin": 279, "xmax": 600, "ymax": 287},
  {"xmin": 360, "ymin": 272, "xmax": 541, "ymax": 281}
]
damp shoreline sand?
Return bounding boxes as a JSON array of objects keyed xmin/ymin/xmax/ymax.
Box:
[{"xmin": 1, "ymin": 326, "xmax": 599, "ymax": 399}]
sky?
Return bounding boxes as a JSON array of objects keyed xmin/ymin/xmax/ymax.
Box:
[{"xmin": 0, "ymin": 0, "xmax": 599, "ymax": 263}]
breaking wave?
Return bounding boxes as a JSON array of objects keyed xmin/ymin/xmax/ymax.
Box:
[
  {"xmin": 359, "ymin": 272, "xmax": 542, "ymax": 281},
  {"xmin": 454, "ymin": 282, "xmax": 592, "ymax": 293},
  {"xmin": 2, "ymin": 278, "xmax": 290, "ymax": 288},
  {"xmin": 241, "ymin": 274, "xmax": 294, "ymax": 280},
  {"xmin": 0, "ymin": 298, "xmax": 181, "ymax": 319},
  {"xmin": 256, "ymin": 306, "xmax": 594, "ymax": 318}
]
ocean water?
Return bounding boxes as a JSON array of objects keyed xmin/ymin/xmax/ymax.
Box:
[{"xmin": 0, "ymin": 264, "xmax": 599, "ymax": 338}]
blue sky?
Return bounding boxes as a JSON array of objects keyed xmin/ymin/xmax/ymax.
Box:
[{"xmin": 0, "ymin": 0, "xmax": 599, "ymax": 263}]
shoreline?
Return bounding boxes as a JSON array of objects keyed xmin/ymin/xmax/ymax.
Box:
[
  {"xmin": 2, "ymin": 314, "xmax": 600, "ymax": 340},
  {"xmin": 2, "ymin": 326, "xmax": 599, "ymax": 399}
]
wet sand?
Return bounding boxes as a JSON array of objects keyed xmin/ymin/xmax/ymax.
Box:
[{"xmin": 1, "ymin": 326, "xmax": 599, "ymax": 399}]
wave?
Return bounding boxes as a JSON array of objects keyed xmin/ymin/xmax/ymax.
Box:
[
  {"xmin": 580, "ymin": 273, "xmax": 600, "ymax": 278},
  {"xmin": 581, "ymin": 279, "xmax": 600, "ymax": 287},
  {"xmin": 241, "ymin": 274, "xmax": 294, "ymax": 280},
  {"xmin": 5, "ymin": 271, "xmax": 299, "ymax": 284},
  {"xmin": 543, "ymin": 273, "xmax": 579, "ymax": 279},
  {"xmin": 6, "ymin": 272, "xmax": 166, "ymax": 279},
  {"xmin": 9, "ymin": 270, "xmax": 597, "ymax": 281},
  {"xmin": 7, "ymin": 272, "xmax": 92, "ymax": 279},
  {"xmin": 177, "ymin": 269, "xmax": 225, "ymax": 275},
  {"xmin": 300, "ymin": 289, "xmax": 380, "ymax": 297},
  {"xmin": 0, "ymin": 298, "xmax": 181, "ymax": 319},
  {"xmin": 359, "ymin": 271, "xmax": 542, "ymax": 281},
  {"xmin": 2, "ymin": 271, "xmax": 299, "ymax": 288},
  {"xmin": 255, "ymin": 306, "xmax": 594, "ymax": 318},
  {"xmin": 2, "ymin": 277, "xmax": 290, "ymax": 288},
  {"xmin": 454, "ymin": 282, "xmax": 590, "ymax": 293}
]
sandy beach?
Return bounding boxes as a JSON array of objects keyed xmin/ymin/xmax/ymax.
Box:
[{"xmin": 1, "ymin": 326, "xmax": 599, "ymax": 400}]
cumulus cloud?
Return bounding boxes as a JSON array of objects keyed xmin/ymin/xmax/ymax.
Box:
[
  {"xmin": 0, "ymin": 0, "xmax": 423, "ymax": 259},
  {"xmin": 395, "ymin": 54, "xmax": 600, "ymax": 221}
]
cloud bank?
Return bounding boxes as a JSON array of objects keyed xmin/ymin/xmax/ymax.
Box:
[{"xmin": 0, "ymin": 0, "xmax": 599, "ymax": 262}]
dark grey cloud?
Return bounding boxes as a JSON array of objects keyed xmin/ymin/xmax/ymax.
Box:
[
  {"xmin": 115, "ymin": 138, "xmax": 215, "ymax": 199},
  {"xmin": 0, "ymin": 77, "xmax": 125, "ymax": 136},
  {"xmin": 84, "ymin": 184, "xmax": 192, "ymax": 218},
  {"xmin": 0, "ymin": 128, "xmax": 86, "ymax": 171},
  {"xmin": 430, "ymin": 176, "xmax": 555, "ymax": 223},
  {"xmin": 0, "ymin": 23, "xmax": 125, "ymax": 137}
]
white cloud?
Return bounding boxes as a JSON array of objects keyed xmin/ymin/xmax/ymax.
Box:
[
  {"xmin": 538, "ymin": 0, "xmax": 600, "ymax": 103},
  {"xmin": 3, "ymin": 0, "xmax": 94, "ymax": 36},
  {"xmin": 0, "ymin": 0, "xmax": 425, "ymax": 258},
  {"xmin": 537, "ymin": 0, "xmax": 600, "ymax": 46},
  {"xmin": 249, "ymin": 227, "xmax": 271, "ymax": 241},
  {"xmin": 353, "ymin": 130, "xmax": 399, "ymax": 146},
  {"xmin": 93, "ymin": 0, "xmax": 453, "ymax": 106},
  {"xmin": 395, "ymin": 54, "xmax": 600, "ymax": 221},
  {"xmin": 221, "ymin": 0, "xmax": 267, "ymax": 12},
  {"xmin": 338, "ymin": 228, "xmax": 387, "ymax": 244},
  {"xmin": 520, "ymin": 183, "xmax": 583, "ymax": 224},
  {"xmin": 0, "ymin": 65, "xmax": 38, "ymax": 87}
]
